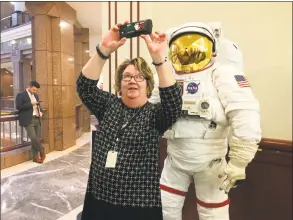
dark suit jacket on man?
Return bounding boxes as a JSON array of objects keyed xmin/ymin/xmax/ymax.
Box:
[{"xmin": 16, "ymin": 90, "xmax": 41, "ymax": 127}]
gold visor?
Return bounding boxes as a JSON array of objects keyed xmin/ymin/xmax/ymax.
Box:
[{"xmin": 169, "ymin": 34, "xmax": 213, "ymax": 73}]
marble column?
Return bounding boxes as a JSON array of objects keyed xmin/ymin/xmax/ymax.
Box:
[
  {"xmin": 29, "ymin": 13, "xmax": 55, "ymax": 152},
  {"xmin": 26, "ymin": 2, "xmax": 82, "ymax": 151},
  {"xmin": 51, "ymin": 17, "xmax": 76, "ymax": 150},
  {"xmin": 81, "ymin": 32, "xmax": 91, "ymax": 133},
  {"xmin": 74, "ymin": 27, "xmax": 91, "ymax": 134}
]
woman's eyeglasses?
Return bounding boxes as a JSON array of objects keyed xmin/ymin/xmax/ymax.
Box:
[{"xmin": 122, "ymin": 75, "xmax": 145, "ymax": 82}]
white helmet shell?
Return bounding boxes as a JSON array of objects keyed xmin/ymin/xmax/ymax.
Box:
[{"xmin": 208, "ymin": 22, "xmax": 223, "ymax": 40}]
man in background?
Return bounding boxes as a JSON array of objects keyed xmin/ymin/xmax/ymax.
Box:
[{"xmin": 15, "ymin": 81, "xmax": 45, "ymax": 163}]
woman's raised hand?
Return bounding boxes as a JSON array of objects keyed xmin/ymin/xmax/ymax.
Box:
[
  {"xmin": 99, "ymin": 21, "xmax": 129, "ymax": 56},
  {"xmin": 140, "ymin": 31, "xmax": 167, "ymax": 63}
]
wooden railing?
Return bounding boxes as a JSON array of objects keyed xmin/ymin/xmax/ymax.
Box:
[
  {"xmin": 0, "ymin": 11, "xmax": 31, "ymax": 32},
  {"xmin": 1, "ymin": 105, "xmax": 90, "ymax": 152},
  {"xmin": 0, "ymin": 113, "xmax": 31, "ymax": 152}
]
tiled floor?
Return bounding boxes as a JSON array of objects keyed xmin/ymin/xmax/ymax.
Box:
[{"xmin": 1, "ymin": 131, "xmax": 93, "ymax": 220}]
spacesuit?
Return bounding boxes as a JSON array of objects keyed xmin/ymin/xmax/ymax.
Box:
[{"xmin": 157, "ymin": 22, "xmax": 262, "ymax": 220}]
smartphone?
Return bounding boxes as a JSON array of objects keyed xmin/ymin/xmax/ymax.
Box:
[{"xmin": 119, "ymin": 19, "xmax": 153, "ymax": 39}]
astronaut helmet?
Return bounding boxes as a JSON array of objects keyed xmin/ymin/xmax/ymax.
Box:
[
  {"xmin": 167, "ymin": 22, "xmax": 217, "ymax": 74},
  {"xmin": 208, "ymin": 21, "xmax": 223, "ymax": 40}
]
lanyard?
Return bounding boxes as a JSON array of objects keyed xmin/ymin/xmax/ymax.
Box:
[{"xmin": 113, "ymin": 101, "xmax": 148, "ymax": 150}]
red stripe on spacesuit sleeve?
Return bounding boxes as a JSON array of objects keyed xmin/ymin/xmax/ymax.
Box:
[
  {"xmin": 160, "ymin": 184, "xmax": 187, "ymax": 196},
  {"xmin": 197, "ymin": 198, "xmax": 230, "ymax": 208}
]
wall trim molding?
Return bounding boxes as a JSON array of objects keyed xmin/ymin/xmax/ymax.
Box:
[{"xmin": 259, "ymin": 138, "xmax": 292, "ymax": 152}]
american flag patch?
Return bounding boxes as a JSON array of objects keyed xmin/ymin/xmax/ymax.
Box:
[{"xmin": 234, "ymin": 75, "xmax": 250, "ymax": 88}]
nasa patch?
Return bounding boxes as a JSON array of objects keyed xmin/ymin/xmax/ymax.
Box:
[{"xmin": 186, "ymin": 82, "xmax": 200, "ymax": 94}]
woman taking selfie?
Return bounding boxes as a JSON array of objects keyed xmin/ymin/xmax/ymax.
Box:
[{"xmin": 77, "ymin": 20, "xmax": 182, "ymax": 220}]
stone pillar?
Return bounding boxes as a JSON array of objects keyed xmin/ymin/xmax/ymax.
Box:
[
  {"xmin": 51, "ymin": 17, "xmax": 76, "ymax": 150},
  {"xmin": 11, "ymin": 43, "xmax": 25, "ymax": 111},
  {"xmin": 74, "ymin": 27, "xmax": 91, "ymax": 134},
  {"xmin": 26, "ymin": 2, "xmax": 82, "ymax": 152},
  {"xmin": 81, "ymin": 32, "xmax": 91, "ymax": 133},
  {"xmin": 74, "ymin": 27, "xmax": 84, "ymax": 137},
  {"xmin": 30, "ymin": 12, "xmax": 55, "ymax": 152}
]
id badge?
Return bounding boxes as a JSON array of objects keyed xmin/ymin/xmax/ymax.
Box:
[{"xmin": 105, "ymin": 151, "xmax": 118, "ymax": 168}]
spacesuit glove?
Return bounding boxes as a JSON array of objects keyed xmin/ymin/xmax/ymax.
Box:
[{"xmin": 218, "ymin": 160, "xmax": 247, "ymax": 194}]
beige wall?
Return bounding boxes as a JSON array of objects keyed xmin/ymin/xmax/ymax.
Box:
[{"xmin": 96, "ymin": 2, "xmax": 292, "ymax": 140}]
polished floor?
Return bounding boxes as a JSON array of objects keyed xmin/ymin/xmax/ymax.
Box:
[{"xmin": 1, "ymin": 131, "xmax": 93, "ymax": 220}]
